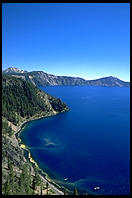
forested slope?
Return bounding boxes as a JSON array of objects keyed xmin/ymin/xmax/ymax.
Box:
[{"xmin": 2, "ymin": 75, "xmax": 69, "ymax": 195}]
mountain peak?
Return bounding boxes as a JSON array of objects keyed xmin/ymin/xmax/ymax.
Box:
[
  {"xmin": 3, "ymin": 67, "xmax": 28, "ymax": 74},
  {"xmin": 107, "ymin": 76, "xmax": 118, "ymax": 79}
]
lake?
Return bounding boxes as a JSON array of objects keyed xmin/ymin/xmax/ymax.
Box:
[{"xmin": 20, "ymin": 86, "xmax": 130, "ymax": 195}]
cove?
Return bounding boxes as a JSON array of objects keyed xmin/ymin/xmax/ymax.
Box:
[{"xmin": 20, "ymin": 86, "xmax": 130, "ymax": 195}]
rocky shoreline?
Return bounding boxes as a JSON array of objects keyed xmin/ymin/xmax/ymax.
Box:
[{"xmin": 13, "ymin": 112, "xmax": 69, "ymax": 195}]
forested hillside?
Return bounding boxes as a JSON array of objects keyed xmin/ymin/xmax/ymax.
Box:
[
  {"xmin": 2, "ymin": 76, "xmax": 68, "ymax": 125},
  {"xmin": 2, "ymin": 75, "xmax": 69, "ymax": 195}
]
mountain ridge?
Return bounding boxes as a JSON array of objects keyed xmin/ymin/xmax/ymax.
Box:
[
  {"xmin": 3, "ymin": 67, "xmax": 28, "ymax": 74},
  {"xmin": 3, "ymin": 67, "xmax": 130, "ymax": 87}
]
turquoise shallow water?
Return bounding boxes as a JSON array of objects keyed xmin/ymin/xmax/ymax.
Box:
[{"xmin": 20, "ymin": 86, "xmax": 130, "ymax": 195}]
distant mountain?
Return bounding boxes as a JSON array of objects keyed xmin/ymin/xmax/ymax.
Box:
[
  {"xmin": 3, "ymin": 67, "xmax": 130, "ymax": 87},
  {"xmin": 3, "ymin": 67, "xmax": 28, "ymax": 74},
  {"xmin": 86, "ymin": 76, "xmax": 130, "ymax": 87}
]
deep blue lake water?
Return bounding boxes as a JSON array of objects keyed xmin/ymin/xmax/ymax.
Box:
[{"xmin": 20, "ymin": 86, "xmax": 130, "ymax": 195}]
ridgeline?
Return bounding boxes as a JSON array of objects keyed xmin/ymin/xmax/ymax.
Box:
[{"xmin": 3, "ymin": 67, "xmax": 130, "ymax": 87}]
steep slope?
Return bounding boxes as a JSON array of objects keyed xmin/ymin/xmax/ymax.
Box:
[
  {"xmin": 3, "ymin": 67, "xmax": 130, "ymax": 87},
  {"xmin": 2, "ymin": 75, "xmax": 69, "ymax": 125},
  {"xmin": 2, "ymin": 75, "xmax": 69, "ymax": 195},
  {"xmin": 3, "ymin": 70, "xmax": 87, "ymax": 86}
]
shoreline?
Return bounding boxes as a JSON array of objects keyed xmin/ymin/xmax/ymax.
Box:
[
  {"xmin": 19, "ymin": 142, "xmax": 66, "ymax": 195},
  {"xmin": 14, "ymin": 111, "xmax": 69, "ymax": 195}
]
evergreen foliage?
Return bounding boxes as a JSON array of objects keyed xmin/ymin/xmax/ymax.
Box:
[
  {"xmin": 3, "ymin": 161, "xmax": 34, "ymax": 195},
  {"xmin": 46, "ymin": 182, "xmax": 49, "ymax": 195},
  {"xmin": 2, "ymin": 75, "xmax": 68, "ymax": 127},
  {"xmin": 19, "ymin": 163, "xmax": 33, "ymax": 195},
  {"xmin": 2, "ymin": 76, "xmax": 48, "ymax": 125},
  {"xmin": 32, "ymin": 166, "xmax": 42, "ymax": 191},
  {"xmin": 40, "ymin": 183, "xmax": 43, "ymax": 195},
  {"xmin": 2, "ymin": 120, "xmax": 12, "ymax": 136},
  {"xmin": 2, "ymin": 75, "xmax": 68, "ymax": 195}
]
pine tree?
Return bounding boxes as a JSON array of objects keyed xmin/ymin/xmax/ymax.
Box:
[
  {"xmin": 19, "ymin": 163, "xmax": 33, "ymax": 195},
  {"xmin": 8, "ymin": 158, "xmax": 13, "ymax": 171},
  {"xmin": 74, "ymin": 187, "xmax": 78, "ymax": 195},
  {"xmin": 40, "ymin": 183, "xmax": 43, "ymax": 195},
  {"xmin": 3, "ymin": 178, "xmax": 10, "ymax": 195},
  {"xmin": 64, "ymin": 189, "xmax": 68, "ymax": 195},
  {"xmin": 46, "ymin": 182, "xmax": 49, "ymax": 195},
  {"xmin": 32, "ymin": 166, "xmax": 42, "ymax": 195},
  {"xmin": 24, "ymin": 164, "xmax": 32, "ymax": 195},
  {"xmin": 9, "ymin": 165, "xmax": 15, "ymax": 194}
]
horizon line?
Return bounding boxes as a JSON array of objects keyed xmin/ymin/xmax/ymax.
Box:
[{"xmin": 2, "ymin": 66, "xmax": 130, "ymax": 83}]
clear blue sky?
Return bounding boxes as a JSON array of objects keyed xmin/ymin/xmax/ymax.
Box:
[{"xmin": 2, "ymin": 3, "xmax": 130, "ymax": 81}]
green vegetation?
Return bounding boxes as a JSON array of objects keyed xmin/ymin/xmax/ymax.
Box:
[
  {"xmin": 2, "ymin": 158, "xmax": 56, "ymax": 195},
  {"xmin": 46, "ymin": 182, "xmax": 49, "ymax": 195},
  {"xmin": 2, "ymin": 75, "xmax": 68, "ymax": 127},
  {"xmin": 32, "ymin": 166, "xmax": 42, "ymax": 192},
  {"xmin": 2, "ymin": 75, "xmax": 69, "ymax": 195},
  {"xmin": 2, "ymin": 160, "xmax": 43, "ymax": 195},
  {"xmin": 2, "ymin": 76, "xmax": 47, "ymax": 125},
  {"xmin": 19, "ymin": 163, "xmax": 33, "ymax": 195},
  {"xmin": 2, "ymin": 120, "xmax": 13, "ymax": 136}
]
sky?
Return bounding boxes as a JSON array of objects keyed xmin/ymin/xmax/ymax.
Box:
[{"xmin": 2, "ymin": 3, "xmax": 130, "ymax": 81}]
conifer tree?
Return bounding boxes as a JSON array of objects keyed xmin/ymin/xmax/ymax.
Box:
[
  {"xmin": 64, "ymin": 189, "xmax": 68, "ymax": 195},
  {"xmin": 40, "ymin": 183, "xmax": 43, "ymax": 195},
  {"xmin": 32, "ymin": 166, "xmax": 42, "ymax": 191},
  {"xmin": 46, "ymin": 182, "xmax": 49, "ymax": 195},
  {"xmin": 8, "ymin": 158, "xmax": 13, "ymax": 171},
  {"xmin": 3, "ymin": 178, "xmax": 10, "ymax": 195},
  {"xmin": 19, "ymin": 163, "xmax": 33, "ymax": 195},
  {"xmin": 74, "ymin": 187, "xmax": 78, "ymax": 195}
]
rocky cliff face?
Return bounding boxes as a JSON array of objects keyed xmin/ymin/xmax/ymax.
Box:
[{"xmin": 3, "ymin": 67, "xmax": 130, "ymax": 87}]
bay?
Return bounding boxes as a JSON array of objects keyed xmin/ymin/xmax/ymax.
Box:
[{"xmin": 20, "ymin": 86, "xmax": 130, "ymax": 195}]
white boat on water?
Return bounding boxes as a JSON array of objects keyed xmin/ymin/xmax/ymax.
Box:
[{"xmin": 94, "ymin": 186, "xmax": 100, "ymax": 190}]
